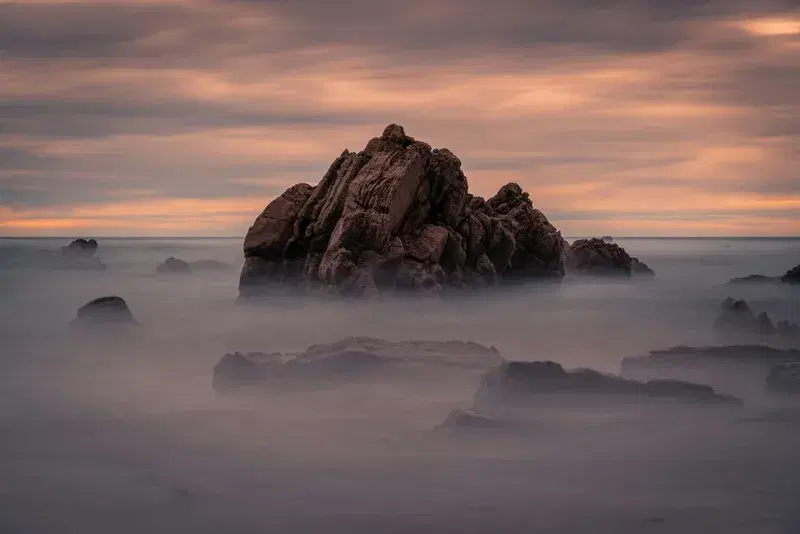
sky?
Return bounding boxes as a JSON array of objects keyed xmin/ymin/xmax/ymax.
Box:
[{"xmin": 0, "ymin": 0, "xmax": 798, "ymax": 237}]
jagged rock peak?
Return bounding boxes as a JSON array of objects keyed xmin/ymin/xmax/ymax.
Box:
[{"xmin": 239, "ymin": 124, "xmax": 567, "ymax": 297}]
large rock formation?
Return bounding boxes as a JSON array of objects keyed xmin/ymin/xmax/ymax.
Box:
[
  {"xmin": 474, "ymin": 360, "xmax": 740, "ymax": 408},
  {"xmin": 212, "ymin": 337, "xmax": 503, "ymax": 393},
  {"xmin": 564, "ymin": 238, "xmax": 654, "ymax": 277},
  {"xmin": 61, "ymin": 238, "xmax": 98, "ymax": 258},
  {"xmin": 239, "ymin": 124, "xmax": 566, "ymax": 297},
  {"xmin": 71, "ymin": 296, "xmax": 138, "ymax": 326}
]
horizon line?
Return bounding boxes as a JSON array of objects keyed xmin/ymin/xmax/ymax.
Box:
[{"xmin": 2, "ymin": 236, "xmax": 799, "ymax": 240}]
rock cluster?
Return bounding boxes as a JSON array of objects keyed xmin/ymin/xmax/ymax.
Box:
[
  {"xmin": 239, "ymin": 124, "xmax": 566, "ymax": 297},
  {"xmin": 564, "ymin": 238, "xmax": 654, "ymax": 277},
  {"xmin": 713, "ymin": 298, "xmax": 800, "ymax": 340},
  {"xmin": 71, "ymin": 296, "xmax": 138, "ymax": 326},
  {"xmin": 782, "ymin": 264, "xmax": 800, "ymax": 283}
]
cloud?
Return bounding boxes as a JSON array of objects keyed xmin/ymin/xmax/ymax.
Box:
[{"xmin": 0, "ymin": 0, "xmax": 797, "ymax": 236}]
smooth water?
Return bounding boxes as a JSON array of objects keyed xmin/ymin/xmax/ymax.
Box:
[{"xmin": 0, "ymin": 237, "xmax": 798, "ymax": 533}]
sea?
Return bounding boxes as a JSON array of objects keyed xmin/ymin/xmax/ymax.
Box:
[{"xmin": 0, "ymin": 236, "xmax": 798, "ymax": 533}]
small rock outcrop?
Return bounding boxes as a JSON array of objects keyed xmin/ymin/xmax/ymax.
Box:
[
  {"xmin": 71, "ymin": 296, "xmax": 138, "ymax": 326},
  {"xmin": 437, "ymin": 409, "xmax": 507, "ymax": 431},
  {"xmin": 30, "ymin": 238, "xmax": 107, "ymax": 270},
  {"xmin": 213, "ymin": 337, "xmax": 503, "ymax": 393},
  {"xmin": 156, "ymin": 257, "xmax": 192, "ymax": 273},
  {"xmin": 782, "ymin": 264, "xmax": 800, "ymax": 284},
  {"xmin": 564, "ymin": 238, "xmax": 654, "ymax": 277},
  {"xmin": 239, "ymin": 124, "xmax": 566, "ymax": 297},
  {"xmin": 766, "ymin": 362, "xmax": 800, "ymax": 393},
  {"xmin": 474, "ymin": 360, "xmax": 739, "ymax": 407},
  {"xmin": 713, "ymin": 298, "xmax": 800, "ymax": 341},
  {"xmin": 726, "ymin": 263, "xmax": 800, "ymax": 285},
  {"xmin": 61, "ymin": 238, "xmax": 99, "ymax": 258}
]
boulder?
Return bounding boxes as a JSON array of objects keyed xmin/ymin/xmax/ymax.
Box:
[
  {"xmin": 156, "ymin": 257, "xmax": 192, "ymax": 273},
  {"xmin": 239, "ymin": 124, "xmax": 566, "ymax": 297},
  {"xmin": 564, "ymin": 238, "xmax": 654, "ymax": 277},
  {"xmin": 71, "ymin": 296, "xmax": 138, "ymax": 326},
  {"xmin": 766, "ymin": 362, "xmax": 800, "ymax": 393},
  {"xmin": 212, "ymin": 337, "xmax": 503, "ymax": 393},
  {"xmin": 27, "ymin": 238, "xmax": 107, "ymax": 270},
  {"xmin": 474, "ymin": 360, "xmax": 739, "ymax": 407}
]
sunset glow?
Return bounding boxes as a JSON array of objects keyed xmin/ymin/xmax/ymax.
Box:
[{"xmin": 0, "ymin": 0, "xmax": 797, "ymax": 237}]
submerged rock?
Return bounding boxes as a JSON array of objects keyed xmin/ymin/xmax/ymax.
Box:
[
  {"xmin": 713, "ymin": 298, "xmax": 800, "ymax": 341},
  {"xmin": 189, "ymin": 259, "xmax": 229, "ymax": 271},
  {"xmin": 239, "ymin": 124, "xmax": 566, "ymax": 297},
  {"xmin": 564, "ymin": 238, "xmax": 654, "ymax": 277},
  {"xmin": 212, "ymin": 337, "xmax": 503, "ymax": 393},
  {"xmin": 725, "ymin": 263, "xmax": 800, "ymax": 285},
  {"xmin": 156, "ymin": 257, "xmax": 192, "ymax": 273},
  {"xmin": 621, "ymin": 344, "xmax": 800, "ymax": 395},
  {"xmin": 437, "ymin": 409, "xmax": 507, "ymax": 431},
  {"xmin": 726, "ymin": 274, "xmax": 783, "ymax": 285},
  {"xmin": 475, "ymin": 360, "xmax": 739, "ymax": 408},
  {"xmin": 766, "ymin": 362, "xmax": 800, "ymax": 393},
  {"xmin": 72, "ymin": 296, "xmax": 138, "ymax": 326}
]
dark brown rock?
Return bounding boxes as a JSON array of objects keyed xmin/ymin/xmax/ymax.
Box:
[
  {"xmin": 565, "ymin": 238, "xmax": 654, "ymax": 277},
  {"xmin": 239, "ymin": 124, "xmax": 566, "ymax": 296}
]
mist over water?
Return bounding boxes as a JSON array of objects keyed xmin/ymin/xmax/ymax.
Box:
[{"xmin": 1, "ymin": 237, "xmax": 799, "ymax": 533}]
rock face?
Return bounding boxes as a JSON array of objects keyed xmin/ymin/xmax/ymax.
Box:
[
  {"xmin": 212, "ymin": 337, "xmax": 503, "ymax": 392},
  {"xmin": 766, "ymin": 362, "xmax": 800, "ymax": 393},
  {"xmin": 156, "ymin": 257, "xmax": 192, "ymax": 273},
  {"xmin": 713, "ymin": 298, "xmax": 800, "ymax": 341},
  {"xmin": 474, "ymin": 360, "xmax": 739, "ymax": 407},
  {"xmin": 72, "ymin": 296, "xmax": 137, "ymax": 326},
  {"xmin": 239, "ymin": 124, "xmax": 566, "ymax": 297},
  {"xmin": 564, "ymin": 238, "xmax": 654, "ymax": 277}
]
